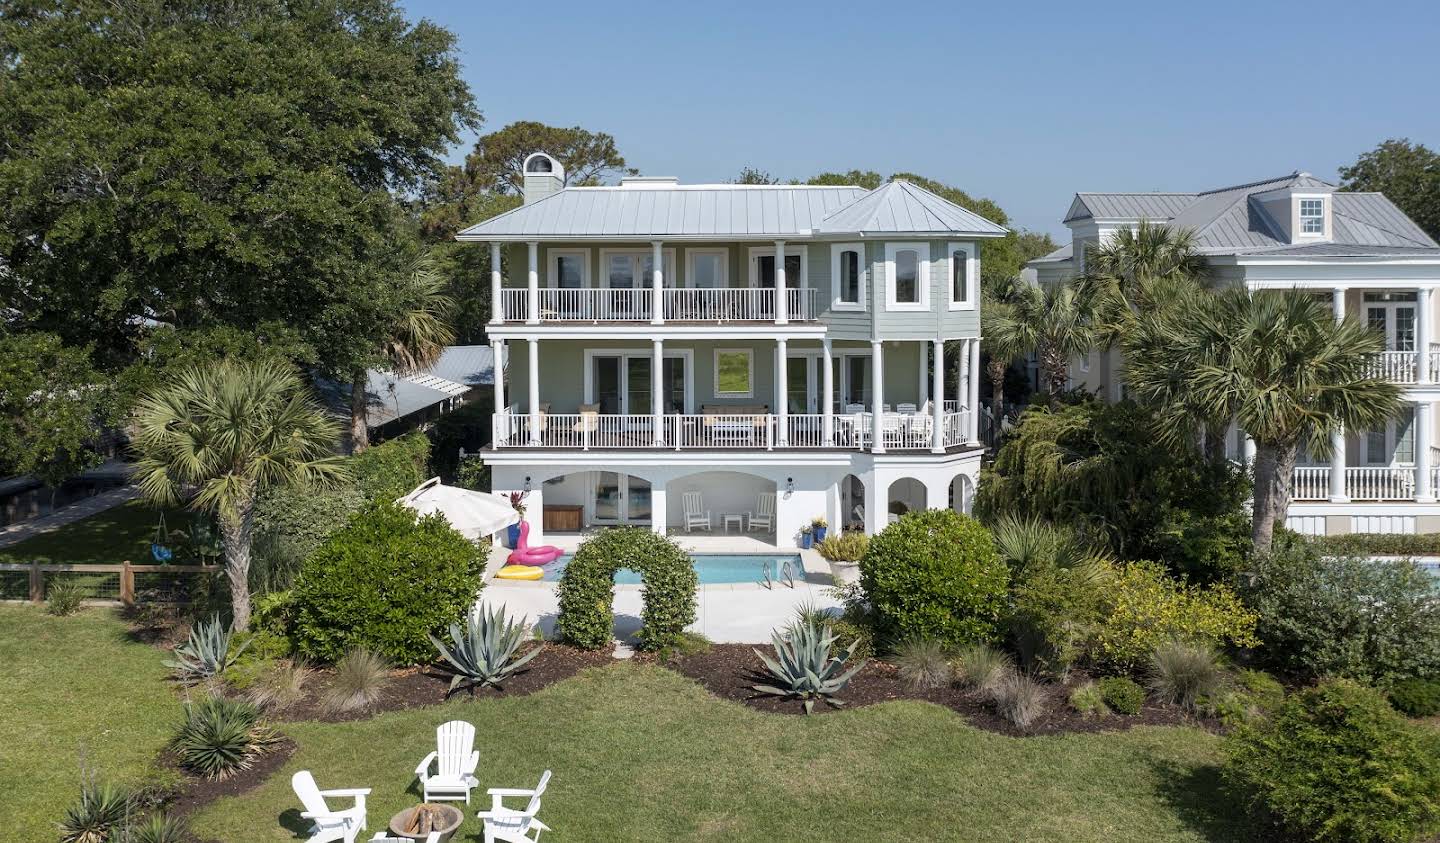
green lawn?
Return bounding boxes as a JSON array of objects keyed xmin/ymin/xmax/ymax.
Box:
[
  {"xmin": 0, "ymin": 500, "xmax": 188, "ymax": 566},
  {"xmin": 0, "ymin": 605, "xmax": 179, "ymax": 836}
]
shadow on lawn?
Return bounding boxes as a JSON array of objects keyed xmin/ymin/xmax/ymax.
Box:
[{"xmin": 1150, "ymin": 759, "xmax": 1268, "ymax": 842}]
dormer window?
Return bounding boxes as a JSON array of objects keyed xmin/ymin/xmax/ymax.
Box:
[{"xmin": 1300, "ymin": 198, "xmax": 1325, "ymax": 235}]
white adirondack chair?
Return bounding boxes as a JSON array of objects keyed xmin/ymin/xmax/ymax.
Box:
[
  {"xmin": 477, "ymin": 770, "xmax": 552, "ymax": 843},
  {"xmin": 415, "ymin": 720, "xmax": 481, "ymax": 803},
  {"xmin": 292, "ymin": 770, "xmax": 369, "ymax": 843},
  {"xmin": 749, "ymin": 492, "xmax": 775, "ymax": 532},
  {"xmin": 682, "ymin": 491, "xmax": 711, "ymax": 532}
]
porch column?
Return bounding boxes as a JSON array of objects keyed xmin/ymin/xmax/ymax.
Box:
[
  {"xmin": 821, "ymin": 338, "xmax": 834, "ymax": 446},
  {"xmin": 527, "ymin": 338, "xmax": 541, "ymax": 444},
  {"xmin": 1244, "ymin": 435, "xmax": 1256, "ymax": 465},
  {"xmin": 1329, "ymin": 425, "xmax": 1349, "ymax": 502},
  {"xmin": 650, "ymin": 484, "xmax": 668, "ymax": 536},
  {"xmin": 1331, "ymin": 286, "xmax": 1346, "ymax": 322},
  {"xmin": 652, "ymin": 339, "xmax": 665, "ymax": 446},
  {"xmin": 931, "ymin": 339, "xmax": 945, "ymax": 453},
  {"xmin": 776, "ymin": 339, "xmax": 789, "ymax": 446},
  {"xmin": 651, "ymin": 240, "xmax": 665, "ymax": 325},
  {"xmin": 490, "ymin": 242, "xmax": 504, "ymax": 324},
  {"xmin": 1419, "ymin": 287, "xmax": 1433, "ymax": 382},
  {"xmin": 774, "ymin": 240, "xmax": 788, "ymax": 325},
  {"xmin": 918, "ymin": 341, "xmax": 929, "ymax": 405},
  {"xmin": 956, "ymin": 339, "xmax": 968, "ymax": 436},
  {"xmin": 491, "ymin": 339, "xmax": 505, "ymax": 414},
  {"xmin": 870, "ymin": 340, "xmax": 885, "ymax": 453},
  {"xmin": 968, "ymin": 337, "xmax": 981, "ymax": 442},
  {"xmin": 1417, "ymin": 402, "xmax": 1434, "ymax": 503},
  {"xmin": 526, "ymin": 242, "xmax": 540, "ymax": 325}
]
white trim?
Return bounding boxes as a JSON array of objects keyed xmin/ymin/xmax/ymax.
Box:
[
  {"xmin": 1295, "ymin": 193, "xmax": 1328, "ymax": 239},
  {"xmin": 829, "ymin": 242, "xmax": 866, "ymax": 312},
  {"xmin": 684, "ymin": 247, "xmax": 728, "ymax": 289},
  {"xmin": 582, "ymin": 348, "xmax": 695, "ymax": 414},
  {"xmin": 713, "ymin": 348, "xmax": 756, "ymax": 398},
  {"xmin": 598, "ymin": 247, "xmax": 676, "ymax": 289},
  {"xmin": 545, "ymin": 248, "xmax": 591, "ymax": 289},
  {"xmin": 746, "ymin": 245, "xmax": 808, "ymax": 290},
  {"xmin": 885, "ymin": 241, "xmax": 931, "ymax": 311},
  {"xmin": 946, "ymin": 241, "xmax": 977, "ymax": 311},
  {"xmin": 486, "ymin": 323, "xmax": 827, "ymax": 341}
]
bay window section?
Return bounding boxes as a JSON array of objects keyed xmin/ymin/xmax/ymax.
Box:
[
  {"xmin": 885, "ymin": 242, "xmax": 929, "ymax": 310},
  {"xmin": 831, "ymin": 242, "xmax": 864, "ymax": 310}
]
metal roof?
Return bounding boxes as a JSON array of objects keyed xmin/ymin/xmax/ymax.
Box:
[
  {"xmin": 1063, "ymin": 192, "xmax": 1196, "ymax": 223},
  {"xmin": 314, "ymin": 345, "xmax": 496, "ymax": 428},
  {"xmin": 1029, "ymin": 243, "xmax": 1073, "ymax": 263},
  {"xmin": 456, "ymin": 180, "xmax": 1007, "ymax": 240}
]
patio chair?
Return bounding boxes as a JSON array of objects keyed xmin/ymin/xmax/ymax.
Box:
[
  {"xmin": 477, "ymin": 770, "xmax": 552, "ymax": 843},
  {"xmin": 896, "ymin": 402, "xmax": 917, "ymax": 414},
  {"xmin": 570, "ymin": 403, "xmax": 600, "ymax": 444},
  {"xmin": 683, "ymin": 490, "xmax": 712, "ymax": 532},
  {"xmin": 415, "ymin": 720, "xmax": 481, "ymax": 804},
  {"xmin": 292, "ymin": 770, "xmax": 370, "ymax": 843},
  {"xmin": 750, "ymin": 492, "xmax": 775, "ymax": 533}
]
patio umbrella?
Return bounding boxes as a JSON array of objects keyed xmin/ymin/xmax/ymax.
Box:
[{"xmin": 396, "ymin": 477, "xmax": 519, "ymax": 541}]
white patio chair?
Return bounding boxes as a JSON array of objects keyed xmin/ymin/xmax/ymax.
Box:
[
  {"xmin": 896, "ymin": 402, "xmax": 917, "ymax": 414},
  {"xmin": 750, "ymin": 492, "xmax": 775, "ymax": 533},
  {"xmin": 292, "ymin": 770, "xmax": 370, "ymax": 843},
  {"xmin": 682, "ymin": 490, "xmax": 712, "ymax": 532},
  {"xmin": 477, "ymin": 770, "xmax": 552, "ymax": 843},
  {"xmin": 844, "ymin": 403, "xmax": 865, "ymax": 414},
  {"xmin": 415, "ymin": 720, "xmax": 481, "ymax": 804}
]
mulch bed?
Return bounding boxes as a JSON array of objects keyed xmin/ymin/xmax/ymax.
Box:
[
  {"xmin": 665, "ymin": 643, "xmax": 1217, "ymax": 737},
  {"xmin": 163, "ymin": 737, "xmax": 297, "ymax": 820}
]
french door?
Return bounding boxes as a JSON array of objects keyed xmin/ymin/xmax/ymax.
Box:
[
  {"xmin": 592, "ymin": 472, "xmax": 652, "ymax": 525},
  {"xmin": 590, "ymin": 354, "xmax": 688, "ymax": 415},
  {"xmin": 1366, "ymin": 295, "xmax": 1417, "ymax": 352}
]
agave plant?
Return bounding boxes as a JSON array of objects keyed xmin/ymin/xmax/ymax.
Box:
[
  {"xmin": 60, "ymin": 780, "xmax": 134, "ymax": 843},
  {"xmin": 430, "ymin": 604, "xmax": 543, "ymax": 695},
  {"xmin": 752, "ymin": 619, "xmax": 867, "ymax": 714},
  {"xmin": 165, "ymin": 615, "xmax": 247, "ymax": 684},
  {"xmin": 171, "ymin": 694, "xmax": 279, "ymax": 780}
]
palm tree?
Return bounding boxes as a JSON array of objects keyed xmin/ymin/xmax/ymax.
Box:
[
  {"xmin": 350, "ymin": 251, "xmax": 456, "ymax": 452},
  {"xmin": 979, "ymin": 275, "xmax": 1031, "ymax": 431},
  {"xmin": 1082, "ymin": 220, "xmax": 1205, "ymax": 309},
  {"xmin": 1127, "ymin": 287, "xmax": 1402, "ymax": 552},
  {"xmin": 131, "ymin": 359, "xmax": 345, "ymax": 630},
  {"xmin": 983, "ymin": 277, "xmax": 1105, "ymax": 410}
]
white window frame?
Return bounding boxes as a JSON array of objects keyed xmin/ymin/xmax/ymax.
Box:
[
  {"xmin": 546, "ymin": 248, "xmax": 591, "ymax": 289},
  {"xmin": 945, "ymin": 241, "xmax": 977, "ymax": 311},
  {"xmin": 582, "ymin": 348, "xmax": 695, "ymax": 414},
  {"xmin": 1297, "ymin": 196, "xmax": 1326, "ymax": 237},
  {"xmin": 746, "ymin": 246, "xmax": 808, "ymax": 290},
  {"xmin": 830, "ymin": 242, "xmax": 866, "ymax": 312},
  {"xmin": 884, "ymin": 242, "xmax": 931, "ymax": 311},
  {"xmin": 598, "ymin": 248, "xmax": 677, "ymax": 289},
  {"xmin": 684, "ymin": 248, "xmax": 728, "ymax": 289},
  {"xmin": 713, "ymin": 348, "xmax": 755, "ymax": 398}
]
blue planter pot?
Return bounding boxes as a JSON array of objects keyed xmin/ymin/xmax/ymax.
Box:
[
  {"xmin": 800, "ymin": 533, "xmax": 813, "ymax": 549},
  {"xmin": 506, "ymin": 523, "xmax": 521, "ymax": 549},
  {"xmin": 813, "ymin": 526, "xmax": 827, "ymax": 543}
]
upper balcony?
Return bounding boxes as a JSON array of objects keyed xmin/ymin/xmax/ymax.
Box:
[
  {"xmin": 496, "ymin": 287, "xmax": 824, "ymax": 324},
  {"xmin": 1364, "ymin": 346, "xmax": 1440, "ymax": 384}
]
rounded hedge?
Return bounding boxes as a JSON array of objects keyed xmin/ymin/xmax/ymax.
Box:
[
  {"xmin": 1225, "ymin": 679, "xmax": 1440, "ymax": 843},
  {"xmin": 1390, "ymin": 679, "xmax": 1440, "ymax": 718},
  {"xmin": 858, "ymin": 509, "xmax": 1008, "ymax": 646},
  {"xmin": 555, "ymin": 528, "xmax": 697, "ymax": 651},
  {"xmin": 290, "ymin": 501, "xmax": 484, "ymax": 664}
]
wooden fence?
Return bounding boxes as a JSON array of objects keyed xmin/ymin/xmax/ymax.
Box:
[{"xmin": 0, "ymin": 562, "xmax": 219, "ymax": 605}]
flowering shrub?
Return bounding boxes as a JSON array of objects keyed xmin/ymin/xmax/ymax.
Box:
[{"xmin": 1095, "ymin": 561, "xmax": 1257, "ymax": 670}]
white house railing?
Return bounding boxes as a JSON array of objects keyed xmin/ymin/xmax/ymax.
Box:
[
  {"xmin": 495, "ymin": 287, "xmax": 823, "ymax": 323},
  {"xmin": 1365, "ymin": 351, "xmax": 1418, "ymax": 383},
  {"xmin": 1291, "ymin": 467, "xmax": 1329, "ymax": 501},
  {"xmin": 1289, "ymin": 466, "xmax": 1418, "ymax": 501}
]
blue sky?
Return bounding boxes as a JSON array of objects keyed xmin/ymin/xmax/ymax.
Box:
[{"xmin": 403, "ymin": 0, "xmax": 1440, "ymax": 240}]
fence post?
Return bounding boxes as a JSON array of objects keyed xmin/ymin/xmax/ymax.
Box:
[
  {"xmin": 29, "ymin": 561, "xmax": 42, "ymax": 603},
  {"xmin": 120, "ymin": 560, "xmax": 135, "ymax": 605}
]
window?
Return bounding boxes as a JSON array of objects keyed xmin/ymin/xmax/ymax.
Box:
[
  {"xmin": 830, "ymin": 243, "xmax": 865, "ymax": 310},
  {"xmin": 714, "ymin": 349, "xmax": 754, "ymax": 397},
  {"xmin": 885, "ymin": 242, "xmax": 930, "ymax": 310},
  {"xmin": 548, "ymin": 250, "xmax": 589, "ymax": 288},
  {"xmin": 947, "ymin": 242, "xmax": 976, "ymax": 310},
  {"xmin": 756, "ymin": 254, "xmax": 803, "ymax": 288},
  {"xmin": 1300, "ymin": 198, "xmax": 1325, "ymax": 235},
  {"xmin": 600, "ymin": 249, "xmax": 676, "ymax": 288},
  {"xmin": 686, "ymin": 249, "xmax": 727, "ymax": 288}
]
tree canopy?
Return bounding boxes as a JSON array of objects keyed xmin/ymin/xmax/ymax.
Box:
[
  {"xmin": 0, "ymin": 333, "xmax": 115, "ymax": 492},
  {"xmin": 1340, "ymin": 139, "xmax": 1440, "ymax": 243}
]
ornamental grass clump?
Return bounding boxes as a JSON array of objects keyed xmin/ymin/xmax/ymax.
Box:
[
  {"xmin": 987, "ymin": 669, "xmax": 1048, "ymax": 729},
  {"xmin": 953, "ymin": 643, "xmax": 1011, "ymax": 694},
  {"xmin": 893, "ymin": 637, "xmax": 953, "ymax": 691},
  {"xmin": 1068, "ymin": 681, "xmax": 1109, "ymax": 717},
  {"xmin": 165, "ymin": 615, "xmax": 247, "ymax": 684},
  {"xmin": 430, "ymin": 604, "xmax": 542, "ymax": 695},
  {"xmin": 46, "ymin": 580, "xmax": 86, "ymax": 616},
  {"xmin": 752, "ymin": 619, "xmax": 867, "ymax": 714},
  {"xmin": 319, "ymin": 648, "xmax": 390, "ymax": 714},
  {"xmin": 244, "ymin": 659, "xmax": 312, "ymax": 713},
  {"xmin": 1147, "ymin": 640, "xmax": 1226, "ymax": 712},
  {"xmin": 171, "ymin": 695, "xmax": 280, "ymax": 780}
]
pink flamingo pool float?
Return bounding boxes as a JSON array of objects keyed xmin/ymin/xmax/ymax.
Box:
[{"xmin": 507, "ymin": 521, "xmax": 563, "ymax": 566}]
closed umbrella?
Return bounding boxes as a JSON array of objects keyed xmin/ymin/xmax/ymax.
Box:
[{"xmin": 397, "ymin": 477, "xmax": 519, "ymax": 541}]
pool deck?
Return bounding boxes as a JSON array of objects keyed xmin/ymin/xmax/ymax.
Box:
[{"xmin": 481, "ymin": 535, "xmax": 844, "ymax": 644}]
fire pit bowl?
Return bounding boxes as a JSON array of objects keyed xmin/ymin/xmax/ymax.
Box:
[{"xmin": 388, "ymin": 803, "xmax": 464, "ymax": 843}]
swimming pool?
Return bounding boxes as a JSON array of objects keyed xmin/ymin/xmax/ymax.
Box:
[{"xmin": 537, "ymin": 553, "xmax": 804, "ymax": 585}]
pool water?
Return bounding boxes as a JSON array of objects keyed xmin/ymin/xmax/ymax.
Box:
[{"xmin": 538, "ymin": 553, "xmax": 803, "ymax": 584}]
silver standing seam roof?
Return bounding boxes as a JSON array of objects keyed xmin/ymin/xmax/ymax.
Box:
[
  {"xmin": 314, "ymin": 345, "xmax": 496, "ymax": 428},
  {"xmin": 456, "ymin": 180, "xmax": 1009, "ymax": 240}
]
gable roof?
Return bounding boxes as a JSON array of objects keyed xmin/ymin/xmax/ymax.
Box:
[
  {"xmin": 1063, "ymin": 192, "xmax": 1196, "ymax": 223},
  {"xmin": 456, "ymin": 180, "xmax": 1007, "ymax": 240}
]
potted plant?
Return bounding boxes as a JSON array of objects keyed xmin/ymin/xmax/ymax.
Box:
[
  {"xmin": 799, "ymin": 524, "xmax": 813, "ymax": 550},
  {"xmin": 811, "ymin": 517, "xmax": 828, "ymax": 543},
  {"xmin": 817, "ymin": 530, "xmax": 868, "ymax": 585},
  {"xmin": 506, "ymin": 491, "xmax": 527, "ymax": 548}
]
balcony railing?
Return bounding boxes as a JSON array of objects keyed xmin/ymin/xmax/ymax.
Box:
[
  {"xmin": 494, "ymin": 287, "xmax": 823, "ymax": 323},
  {"xmin": 493, "ymin": 409, "xmax": 971, "ymax": 451},
  {"xmin": 1365, "ymin": 351, "xmax": 1419, "ymax": 383},
  {"xmin": 1291, "ymin": 466, "xmax": 1418, "ymax": 501}
]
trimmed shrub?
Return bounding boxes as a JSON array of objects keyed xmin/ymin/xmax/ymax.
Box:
[
  {"xmin": 1238, "ymin": 537, "xmax": 1440, "ymax": 684},
  {"xmin": 1236, "ymin": 669, "xmax": 1287, "ymax": 713},
  {"xmin": 1225, "ymin": 679, "xmax": 1440, "ymax": 843},
  {"xmin": 1096, "ymin": 561, "xmax": 1257, "ymax": 671},
  {"xmin": 291, "ymin": 501, "xmax": 484, "ymax": 664},
  {"xmin": 1147, "ymin": 640, "xmax": 1225, "ymax": 711},
  {"xmin": 859, "ymin": 510, "xmax": 1008, "ymax": 646},
  {"xmin": 1309, "ymin": 531, "xmax": 1440, "ymax": 557},
  {"xmin": 349, "ymin": 431, "xmax": 430, "ymax": 501},
  {"xmin": 555, "ymin": 528, "xmax": 697, "ymax": 650},
  {"xmin": 171, "ymin": 695, "xmax": 279, "ymax": 780},
  {"xmin": 1098, "ymin": 676, "xmax": 1145, "ymax": 715},
  {"xmin": 893, "ymin": 637, "xmax": 953, "ymax": 690},
  {"xmin": 1069, "ymin": 681, "xmax": 1109, "ymax": 717},
  {"xmin": 1390, "ymin": 679, "xmax": 1440, "ymax": 718}
]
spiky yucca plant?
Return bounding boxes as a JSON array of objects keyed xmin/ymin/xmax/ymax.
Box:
[
  {"xmin": 171, "ymin": 695, "xmax": 279, "ymax": 780},
  {"xmin": 430, "ymin": 604, "xmax": 542, "ymax": 695},
  {"xmin": 59, "ymin": 780, "xmax": 133, "ymax": 843},
  {"xmin": 752, "ymin": 619, "xmax": 866, "ymax": 714},
  {"xmin": 165, "ymin": 615, "xmax": 246, "ymax": 684}
]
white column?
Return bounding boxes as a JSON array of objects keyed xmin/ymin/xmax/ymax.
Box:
[
  {"xmin": 489, "ymin": 242, "xmax": 503, "ymax": 324},
  {"xmin": 776, "ymin": 339, "xmax": 789, "ymax": 446},
  {"xmin": 527, "ymin": 339, "xmax": 540, "ymax": 444},
  {"xmin": 650, "ymin": 486, "xmax": 667, "ymax": 536},
  {"xmin": 526, "ymin": 242, "xmax": 540, "ymax": 325},
  {"xmin": 774, "ymin": 240, "xmax": 788, "ymax": 325},
  {"xmin": 931, "ymin": 339, "xmax": 945, "ymax": 453},
  {"xmin": 821, "ymin": 338, "xmax": 834, "ymax": 446},
  {"xmin": 870, "ymin": 340, "xmax": 885, "ymax": 453},
  {"xmin": 918, "ymin": 341, "xmax": 929, "ymax": 405},
  {"xmin": 1417, "ymin": 402, "xmax": 1434, "ymax": 502},
  {"xmin": 1244, "ymin": 435, "xmax": 1256, "ymax": 465},
  {"xmin": 652, "ymin": 339, "xmax": 665, "ymax": 446},
  {"xmin": 1418, "ymin": 287, "xmax": 1432, "ymax": 382},
  {"xmin": 968, "ymin": 338, "xmax": 981, "ymax": 442},
  {"xmin": 1329, "ymin": 425, "xmax": 1349, "ymax": 502},
  {"xmin": 491, "ymin": 339, "xmax": 505, "ymax": 413},
  {"xmin": 651, "ymin": 240, "xmax": 664, "ymax": 325},
  {"xmin": 1331, "ymin": 286, "xmax": 1346, "ymax": 322}
]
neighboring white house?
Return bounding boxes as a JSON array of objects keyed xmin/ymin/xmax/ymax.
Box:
[
  {"xmin": 457, "ymin": 152, "xmax": 1006, "ymax": 547},
  {"xmin": 1027, "ymin": 171, "xmax": 1440, "ymax": 536}
]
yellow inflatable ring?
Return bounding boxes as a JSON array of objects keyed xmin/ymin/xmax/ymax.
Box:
[{"xmin": 495, "ymin": 564, "xmax": 544, "ymax": 581}]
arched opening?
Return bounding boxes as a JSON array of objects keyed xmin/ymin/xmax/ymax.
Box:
[
  {"xmin": 524, "ymin": 152, "xmax": 555, "ymax": 173},
  {"xmin": 840, "ymin": 473, "xmax": 866, "ymax": 532},
  {"xmin": 949, "ymin": 473, "xmax": 975, "ymax": 516},
  {"xmin": 528, "ymin": 469, "xmax": 656, "ymax": 536},
  {"xmin": 667, "ymin": 470, "xmax": 778, "ymax": 543},
  {"xmin": 886, "ymin": 477, "xmax": 926, "ymax": 526}
]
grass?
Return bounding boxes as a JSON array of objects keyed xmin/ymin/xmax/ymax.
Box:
[
  {"xmin": 0, "ymin": 500, "xmax": 189, "ymax": 566},
  {"xmin": 0, "ymin": 605, "xmax": 179, "ymax": 836}
]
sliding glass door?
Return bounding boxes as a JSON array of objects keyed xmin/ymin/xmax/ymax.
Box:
[{"xmin": 590, "ymin": 353, "xmax": 690, "ymax": 415}]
